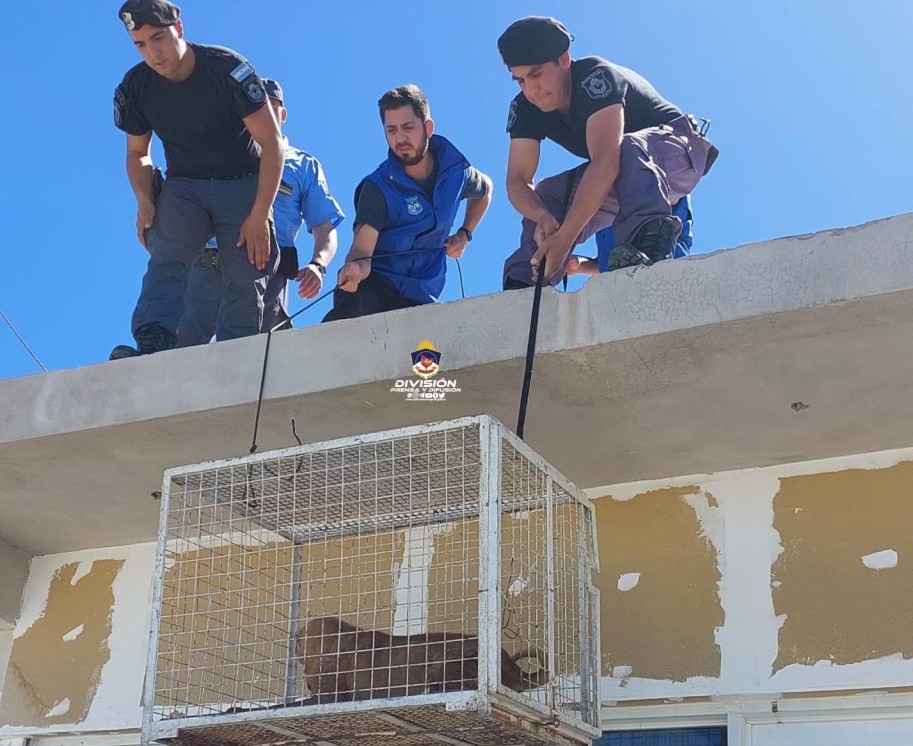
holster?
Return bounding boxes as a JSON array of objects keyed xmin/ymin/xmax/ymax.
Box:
[
  {"xmin": 278, "ymin": 246, "xmax": 299, "ymax": 280},
  {"xmin": 152, "ymin": 166, "xmax": 164, "ymax": 203}
]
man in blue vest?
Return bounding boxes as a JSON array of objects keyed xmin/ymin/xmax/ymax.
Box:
[{"xmin": 323, "ymin": 84, "xmax": 492, "ymax": 321}]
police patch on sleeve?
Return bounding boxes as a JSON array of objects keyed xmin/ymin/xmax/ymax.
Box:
[
  {"xmin": 506, "ymin": 100, "xmax": 518, "ymax": 132},
  {"xmin": 230, "ymin": 62, "xmax": 255, "ymax": 83},
  {"xmin": 581, "ymin": 69, "xmax": 613, "ymax": 99},
  {"xmin": 114, "ymin": 86, "xmax": 126, "ymax": 127},
  {"xmin": 245, "ymin": 80, "xmax": 265, "ymax": 103}
]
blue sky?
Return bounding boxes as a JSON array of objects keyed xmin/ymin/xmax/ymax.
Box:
[{"xmin": 1, "ymin": 1, "xmax": 910, "ymax": 379}]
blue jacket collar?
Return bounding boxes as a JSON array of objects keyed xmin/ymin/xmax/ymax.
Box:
[{"xmin": 381, "ymin": 134, "xmax": 464, "ymax": 187}]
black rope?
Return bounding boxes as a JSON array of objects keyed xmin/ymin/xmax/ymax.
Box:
[
  {"xmin": 454, "ymin": 258, "xmax": 466, "ymax": 299},
  {"xmin": 515, "ymin": 169, "xmax": 578, "ymax": 439},
  {"xmin": 249, "ymin": 329, "xmax": 273, "ymax": 454},
  {"xmin": 0, "ymin": 306, "xmax": 47, "ymax": 372},
  {"xmin": 249, "ymin": 244, "xmax": 469, "ymax": 453},
  {"xmin": 516, "ymin": 262, "xmax": 546, "ymax": 440},
  {"xmin": 250, "ymin": 285, "xmax": 337, "ymax": 453}
]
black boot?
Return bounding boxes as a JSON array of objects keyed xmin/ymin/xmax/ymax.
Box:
[
  {"xmin": 109, "ymin": 323, "xmax": 177, "ymax": 361},
  {"xmin": 610, "ymin": 216, "xmax": 682, "ymax": 270}
]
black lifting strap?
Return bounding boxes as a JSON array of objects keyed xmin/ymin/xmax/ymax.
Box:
[
  {"xmin": 516, "ymin": 261, "xmax": 547, "ymax": 440},
  {"xmin": 516, "ymin": 170, "xmax": 577, "ymax": 440}
]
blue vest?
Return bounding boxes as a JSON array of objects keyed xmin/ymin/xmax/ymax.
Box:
[{"xmin": 361, "ymin": 135, "xmax": 469, "ymax": 303}]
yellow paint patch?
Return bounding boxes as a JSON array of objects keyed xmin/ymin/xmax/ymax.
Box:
[
  {"xmin": 772, "ymin": 462, "xmax": 913, "ymax": 671},
  {"xmin": 428, "ymin": 519, "xmax": 480, "ymax": 635},
  {"xmin": 0, "ymin": 560, "xmax": 124, "ymax": 726},
  {"xmin": 595, "ymin": 487, "xmax": 722, "ymax": 682}
]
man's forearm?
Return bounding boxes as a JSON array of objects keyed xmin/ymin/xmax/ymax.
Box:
[
  {"xmin": 507, "ymin": 177, "xmax": 552, "ymax": 224},
  {"xmin": 311, "ymin": 223, "xmax": 337, "ymax": 267},
  {"xmin": 250, "ymin": 137, "xmax": 284, "ymax": 219},
  {"xmin": 345, "ymin": 224, "xmax": 377, "ymax": 261},
  {"xmin": 558, "ymin": 159, "xmax": 618, "ymax": 242},
  {"xmin": 126, "ymin": 154, "xmax": 155, "ymax": 205},
  {"xmin": 462, "ymin": 189, "xmax": 492, "ymax": 233}
]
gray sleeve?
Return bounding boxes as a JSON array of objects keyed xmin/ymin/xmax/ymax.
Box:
[{"xmin": 460, "ymin": 167, "xmax": 491, "ymax": 200}]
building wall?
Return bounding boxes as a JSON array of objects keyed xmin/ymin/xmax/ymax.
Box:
[
  {"xmin": 0, "ymin": 545, "xmax": 154, "ymax": 738},
  {"xmin": 3, "ymin": 447, "xmax": 913, "ymax": 738},
  {"xmin": 592, "ymin": 448, "xmax": 913, "ymax": 702}
]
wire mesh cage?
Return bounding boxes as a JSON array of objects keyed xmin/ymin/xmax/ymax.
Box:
[{"xmin": 143, "ymin": 415, "xmax": 601, "ymax": 746}]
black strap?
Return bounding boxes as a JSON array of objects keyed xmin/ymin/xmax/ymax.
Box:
[{"xmin": 516, "ymin": 261, "xmax": 546, "ymax": 440}]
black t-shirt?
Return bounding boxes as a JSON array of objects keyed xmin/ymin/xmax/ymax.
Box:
[
  {"xmin": 354, "ymin": 164, "xmax": 489, "ymax": 232},
  {"xmin": 507, "ymin": 56, "xmax": 682, "ymax": 159},
  {"xmin": 114, "ymin": 43, "xmax": 268, "ymax": 179}
]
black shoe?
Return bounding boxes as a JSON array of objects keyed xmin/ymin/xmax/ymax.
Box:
[
  {"xmin": 610, "ymin": 216, "xmax": 682, "ymax": 270},
  {"xmin": 109, "ymin": 344, "xmax": 139, "ymax": 360},
  {"xmin": 108, "ymin": 323, "xmax": 177, "ymax": 361}
]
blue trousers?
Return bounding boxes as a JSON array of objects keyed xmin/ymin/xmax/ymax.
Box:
[
  {"xmin": 131, "ymin": 175, "xmax": 278, "ymax": 341},
  {"xmin": 177, "ymin": 255, "xmax": 289, "ymax": 347}
]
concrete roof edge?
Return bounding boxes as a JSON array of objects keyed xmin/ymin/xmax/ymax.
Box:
[{"xmin": 1, "ymin": 211, "xmax": 911, "ymax": 445}]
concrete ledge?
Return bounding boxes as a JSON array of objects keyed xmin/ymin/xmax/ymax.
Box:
[
  {"xmin": 2, "ymin": 212, "xmax": 912, "ymax": 445},
  {"xmin": 1, "ymin": 213, "xmax": 913, "ymax": 555}
]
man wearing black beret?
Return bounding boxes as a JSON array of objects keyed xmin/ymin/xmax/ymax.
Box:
[
  {"xmin": 498, "ymin": 16, "xmax": 718, "ymax": 287},
  {"xmin": 110, "ymin": 0, "xmax": 284, "ymax": 359}
]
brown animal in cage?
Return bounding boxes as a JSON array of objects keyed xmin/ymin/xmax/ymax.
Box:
[{"xmin": 298, "ymin": 615, "xmax": 548, "ymax": 703}]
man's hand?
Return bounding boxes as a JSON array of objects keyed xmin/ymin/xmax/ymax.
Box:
[
  {"xmin": 337, "ymin": 259, "xmax": 371, "ymax": 293},
  {"xmin": 136, "ymin": 199, "xmax": 155, "ymax": 250},
  {"xmin": 533, "ymin": 212, "xmax": 560, "ymax": 250},
  {"xmin": 237, "ymin": 213, "xmax": 271, "ymax": 270},
  {"xmin": 296, "ymin": 263, "xmax": 324, "ymax": 299},
  {"xmin": 531, "ymin": 226, "xmax": 574, "ymax": 283},
  {"xmin": 444, "ymin": 230, "xmax": 469, "ymax": 259}
]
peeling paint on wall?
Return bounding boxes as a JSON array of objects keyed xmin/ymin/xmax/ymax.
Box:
[
  {"xmin": 772, "ymin": 462, "xmax": 913, "ymax": 671},
  {"xmin": 595, "ymin": 487, "xmax": 723, "ymax": 682},
  {"xmin": 0, "ymin": 559, "xmax": 124, "ymax": 727}
]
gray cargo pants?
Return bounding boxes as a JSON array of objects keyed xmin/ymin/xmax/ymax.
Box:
[
  {"xmin": 130, "ymin": 175, "xmax": 279, "ymax": 341},
  {"xmin": 503, "ymin": 114, "xmax": 717, "ymax": 287}
]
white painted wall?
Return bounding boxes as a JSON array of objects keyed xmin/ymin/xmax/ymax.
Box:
[
  {"xmin": 0, "ymin": 544, "xmax": 155, "ymax": 737},
  {"xmin": 4, "ymin": 446, "xmax": 913, "ymax": 739},
  {"xmin": 593, "ymin": 446, "xmax": 913, "ymax": 702}
]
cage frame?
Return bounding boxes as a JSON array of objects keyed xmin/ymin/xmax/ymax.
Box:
[{"xmin": 141, "ymin": 414, "xmax": 601, "ymax": 746}]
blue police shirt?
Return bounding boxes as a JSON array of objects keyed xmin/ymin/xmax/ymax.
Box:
[{"xmin": 274, "ymin": 139, "xmax": 345, "ymax": 247}]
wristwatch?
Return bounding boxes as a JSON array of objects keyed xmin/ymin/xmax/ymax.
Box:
[
  {"xmin": 308, "ymin": 260, "xmax": 327, "ymax": 277},
  {"xmin": 457, "ymin": 226, "xmax": 473, "ymax": 242}
]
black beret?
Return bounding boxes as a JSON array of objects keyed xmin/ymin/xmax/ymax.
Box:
[
  {"xmin": 498, "ymin": 16, "xmax": 573, "ymax": 67},
  {"xmin": 262, "ymin": 78, "xmax": 284, "ymax": 104},
  {"xmin": 118, "ymin": 0, "xmax": 180, "ymax": 31}
]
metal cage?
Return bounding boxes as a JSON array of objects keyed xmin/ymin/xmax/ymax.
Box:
[{"xmin": 143, "ymin": 415, "xmax": 600, "ymax": 746}]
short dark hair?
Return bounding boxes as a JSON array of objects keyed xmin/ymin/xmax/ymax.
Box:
[{"xmin": 378, "ymin": 85, "xmax": 430, "ymax": 124}]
